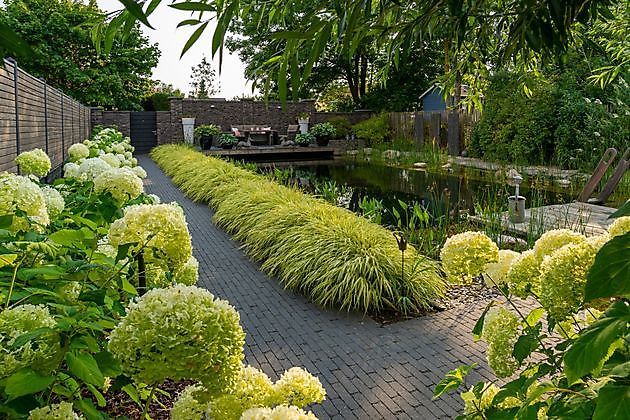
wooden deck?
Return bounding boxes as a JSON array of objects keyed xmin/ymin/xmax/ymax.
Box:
[
  {"xmin": 204, "ymin": 146, "xmax": 336, "ymax": 162},
  {"xmin": 470, "ymin": 202, "xmax": 617, "ymax": 237}
]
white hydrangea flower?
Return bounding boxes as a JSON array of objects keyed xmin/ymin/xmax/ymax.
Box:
[
  {"xmin": 63, "ymin": 162, "xmax": 81, "ymax": 179},
  {"xmin": 28, "ymin": 402, "xmax": 83, "ymax": 420},
  {"xmin": 15, "ymin": 148, "xmax": 51, "ymax": 177},
  {"xmin": 0, "ymin": 304, "xmax": 60, "ymax": 378},
  {"xmin": 68, "ymin": 143, "xmax": 90, "ymax": 162},
  {"xmin": 99, "ymin": 153, "xmax": 121, "ymax": 168},
  {"xmin": 78, "ymin": 158, "xmax": 112, "ymax": 181},
  {"xmin": 506, "ymin": 250, "xmax": 541, "ymax": 298},
  {"xmin": 131, "ymin": 166, "xmax": 147, "ymax": 179},
  {"xmin": 440, "ymin": 232, "xmax": 499, "ymax": 284},
  {"xmin": 147, "ymin": 194, "xmax": 161, "ymax": 204},
  {"xmin": 40, "ymin": 186, "xmax": 65, "ymax": 220},
  {"xmin": 171, "ymin": 384, "xmax": 208, "ymax": 420},
  {"xmin": 174, "ymin": 255, "xmax": 199, "ymax": 286},
  {"xmin": 107, "ymin": 203, "xmax": 192, "ymax": 271},
  {"xmin": 272, "ymin": 367, "xmax": 326, "ymax": 408},
  {"xmin": 533, "ymin": 229, "xmax": 585, "ymax": 261},
  {"xmin": 94, "ymin": 167, "xmax": 144, "ymax": 204},
  {"xmin": 484, "ymin": 249, "xmax": 520, "ymax": 286},
  {"xmin": 0, "ymin": 173, "xmax": 49, "ymax": 231},
  {"xmin": 482, "ymin": 307, "xmax": 520, "ymax": 377},
  {"xmin": 608, "ymin": 216, "xmax": 630, "ymax": 238},
  {"xmin": 241, "ymin": 405, "xmax": 318, "ymax": 420}
]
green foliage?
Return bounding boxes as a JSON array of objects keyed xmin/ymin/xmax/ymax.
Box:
[
  {"xmin": 435, "ymin": 221, "xmax": 630, "ymax": 418},
  {"xmin": 352, "ymin": 113, "xmax": 391, "ymax": 147},
  {"xmin": 151, "ymin": 145, "xmax": 446, "ymax": 314},
  {"xmin": 190, "ymin": 57, "xmax": 218, "ymax": 98},
  {"xmin": 0, "ymin": 0, "xmax": 160, "ymax": 110},
  {"xmin": 217, "ymin": 133, "xmax": 239, "ymax": 146},
  {"xmin": 325, "ymin": 116, "xmax": 352, "ymax": 138},
  {"xmin": 294, "ymin": 133, "xmax": 314, "ymax": 145},
  {"xmin": 471, "ymin": 63, "xmax": 629, "ymax": 168},
  {"xmin": 141, "ymin": 83, "xmax": 184, "ymax": 111},
  {"xmin": 309, "ymin": 122, "xmax": 336, "ymax": 139}
]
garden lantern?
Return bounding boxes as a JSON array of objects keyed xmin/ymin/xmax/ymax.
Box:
[{"xmin": 508, "ymin": 174, "xmax": 526, "ymax": 223}]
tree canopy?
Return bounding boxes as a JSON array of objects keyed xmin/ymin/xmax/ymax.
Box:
[
  {"xmin": 89, "ymin": 0, "xmax": 619, "ymax": 105},
  {"xmin": 0, "ymin": 0, "xmax": 160, "ymax": 110}
]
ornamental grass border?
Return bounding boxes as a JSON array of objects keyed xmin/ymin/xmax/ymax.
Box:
[{"xmin": 151, "ymin": 145, "xmax": 446, "ymax": 314}]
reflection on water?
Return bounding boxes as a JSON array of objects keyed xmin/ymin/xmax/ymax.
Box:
[{"xmin": 259, "ymin": 159, "xmax": 575, "ymax": 219}]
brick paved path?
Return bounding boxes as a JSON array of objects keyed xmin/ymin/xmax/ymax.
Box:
[{"xmin": 140, "ymin": 155, "xmax": 497, "ymax": 419}]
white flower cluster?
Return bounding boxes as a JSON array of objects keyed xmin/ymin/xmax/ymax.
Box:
[
  {"xmin": 108, "ymin": 285, "xmax": 245, "ymax": 389},
  {"xmin": 40, "ymin": 186, "xmax": 65, "ymax": 220},
  {"xmin": 440, "ymin": 232, "xmax": 499, "ymax": 284},
  {"xmin": 241, "ymin": 405, "xmax": 318, "ymax": 420},
  {"xmin": 93, "ymin": 167, "xmax": 144, "ymax": 204},
  {"xmin": 608, "ymin": 216, "xmax": 630, "ymax": 237},
  {"xmin": 533, "ymin": 229, "xmax": 585, "ymax": 261},
  {"xmin": 68, "ymin": 143, "xmax": 90, "ymax": 162},
  {"xmin": 0, "ymin": 172, "xmax": 49, "ymax": 231},
  {"xmin": 28, "ymin": 402, "xmax": 83, "ymax": 420},
  {"xmin": 0, "ymin": 304, "xmax": 60, "ymax": 378},
  {"xmin": 482, "ymin": 307, "xmax": 520, "ymax": 377},
  {"xmin": 15, "ymin": 148, "xmax": 51, "ymax": 177},
  {"xmin": 108, "ymin": 203, "xmax": 192, "ymax": 271},
  {"xmin": 484, "ymin": 249, "xmax": 520, "ymax": 286}
]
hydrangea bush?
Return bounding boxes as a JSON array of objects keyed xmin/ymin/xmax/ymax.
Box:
[
  {"xmin": 0, "ymin": 128, "xmax": 328, "ymax": 419},
  {"xmin": 435, "ymin": 221, "xmax": 630, "ymax": 419}
]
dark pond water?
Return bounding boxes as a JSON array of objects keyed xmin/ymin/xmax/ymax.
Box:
[{"xmin": 258, "ymin": 159, "xmax": 577, "ymax": 220}]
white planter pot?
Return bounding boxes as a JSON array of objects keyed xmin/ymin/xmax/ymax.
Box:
[
  {"xmin": 297, "ymin": 119, "xmax": 309, "ymax": 134},
  {"xmin": 181, "ymin": 117, "xmax": 196, "ymax": 144}
]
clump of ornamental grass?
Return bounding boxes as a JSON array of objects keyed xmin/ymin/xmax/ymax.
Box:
[
  {"xmin": 108, "ymin": 284, "xmax": 245, "ymax": 390},
  {"xmin": 150, "ymin": 145, "xmax": 445, "ymax": 314}
]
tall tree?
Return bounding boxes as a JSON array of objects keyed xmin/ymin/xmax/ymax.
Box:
[
  {"xmin": 0, "ymin": 0, "xmax": 160, "ymax": 110},
  {"xmin": 190, "ymin": 57, "xmax": 219, "ymax": 98}
]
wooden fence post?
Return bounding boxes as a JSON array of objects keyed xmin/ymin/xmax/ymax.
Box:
[
  {"xmin": 430, "ymin": 112, "xmax": 441, "ymax": 145},
  {"xmin": 8, "ymin": 58, "xmax": 20, "ymax": 160},
  {"xmin": 414, "ymin": 112, "xmax": 424, "ymax": 151},
  {"xmin": 447, "ymin": 110, "xmax": 460, "ymax": 156}
]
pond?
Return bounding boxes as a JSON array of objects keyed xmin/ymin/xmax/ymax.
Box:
[{"xmin": 258, "ymin": 158, "xmax": 577, "ymax": 223}]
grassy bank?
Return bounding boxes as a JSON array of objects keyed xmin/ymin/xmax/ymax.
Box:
[{"xmin": 151, "ymin": 145, "xmax": 445, "ymax": 315}]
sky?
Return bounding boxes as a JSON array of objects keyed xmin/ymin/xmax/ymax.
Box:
[{"xmin": 97, "ymin": 0, "xmax": 253, "ymax": 99}]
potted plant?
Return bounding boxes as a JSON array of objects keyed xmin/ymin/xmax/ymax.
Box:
[
  {"xmin": 294, "ymin": 132, "xmax": 315, "ymax": 147},
  {"xmin": 181, "ymin": 116, "xmax": 196, "ymax": 144},
  {"xmin": 297, "ymin": 112, "xmax": 310, "ymax": 134},
  {"xmin": 217, "ymin": 133, "xmax": 239, "ymax": 149},
  {"xmin": 194, "ymin": 124, "xmax": 221, "ymax": 150},
  {"xmin": 309, "ymin": 122, "xmax": 336, "ymax": 146}
]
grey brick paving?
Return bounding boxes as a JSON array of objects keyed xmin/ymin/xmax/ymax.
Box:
[{"xmin": 139, "ymin": 155, "xmax": 497, "ymax": 419}]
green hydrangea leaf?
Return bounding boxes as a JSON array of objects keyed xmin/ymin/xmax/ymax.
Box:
[
  {"xmin": 564, "ymin": 300, "xmax": 630, "ymax": 385},
  {"xmin": 65, "ymin": 352, "xmax": 105, "ymax": 387},
  {"xmin": 432, "ymin": 364, "xmax": 476, "ymax": 399},
  {"xmin": 585, "ymin": 233, "xmax": 630, "ymax": 301},
  {"xmin": 592, "ymin": 384, "xmax": 630, "ymax": 420},
  {"xmin": 5, "ymin": 369, "xmax": 55, "ymax": 400}
]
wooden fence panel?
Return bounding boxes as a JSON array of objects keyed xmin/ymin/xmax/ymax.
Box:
[
  {"xmin": 390, "ymin": 110, "xmax": 478, "ymax": 155},
  {"xmin": 0, "ymin": 59, "xmax": 91, "ymax": 173}
]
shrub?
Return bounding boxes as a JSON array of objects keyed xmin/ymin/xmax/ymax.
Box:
[
  {"xmin": 325, "ymin": 116, "xmax": 352, "ymax": 138},
  {"xmin": 15, "ymin": 148, "xmax": 51, "ymax": 177},
  {"xmin": 294, "ymin": 132, "xmax": 314, "ymax": 145},
  {"xmin": 218, "ymin": 133, "xmax": 239, "ymax": 146},
  {"xmin": 151, "ymin": 145, "xmax": 445, "ymax": 314},
  {"xmin": 352, "ymin": 113, "xmax": 391, "ymax": 146},
  {"xmin": 194, "ymin": 124, "xmax": 221, "ymax": 139},
  {"xmin": 309, "ymin": 122, "xmax": 336, "ymax": 139}
]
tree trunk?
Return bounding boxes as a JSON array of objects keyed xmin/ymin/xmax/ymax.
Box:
[{"xmin": 359, "ymin": 54, "xmax": 368, "ymax": 98}]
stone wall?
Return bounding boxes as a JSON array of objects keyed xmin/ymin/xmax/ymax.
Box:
[
  {"xmin": 92, "ymin": 99, "xmax": 375, "ymax": 146},
  {"xmin": 0, "ymin": 59, "xmax": 91, "ymax": 173}
]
